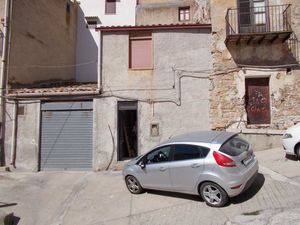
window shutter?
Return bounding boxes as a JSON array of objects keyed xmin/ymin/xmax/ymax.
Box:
[{"xmin": 129, "ymin": 32, "xmax": 152, "ymax": 69}]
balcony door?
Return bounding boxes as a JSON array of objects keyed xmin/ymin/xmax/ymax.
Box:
[{"xmin": 238, "ymin": 0, "xmax": 268, "ymax": 33}]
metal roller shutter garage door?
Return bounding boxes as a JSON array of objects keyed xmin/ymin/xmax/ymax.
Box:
[{"xmin": 40, "ymin": 102, "xmax": 93, "ymax": 171}]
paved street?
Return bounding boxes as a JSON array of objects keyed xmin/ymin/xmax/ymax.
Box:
[{"xmin": 0, "ymin": 148, "xmax": 300, "ymax": 225}]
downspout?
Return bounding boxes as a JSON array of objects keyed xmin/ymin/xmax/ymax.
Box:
[
  {"xmin": 0, "ymin": 0, "xmax": 12, "ymax": 166},
  {"xmin": 10, "ymin": 99, "xmax": 17, "ymax": 167},
  {"xmin": 97, "ymin": 30, "xmax": 102, "ymax": 92}
]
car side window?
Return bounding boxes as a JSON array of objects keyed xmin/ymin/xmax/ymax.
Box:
[
  {"xmin": 173, "ymin": 144, "xmax": 209, "ymax": 161},
  {"xmin": 146, "ymin": 146, "xmax": 171, "ymax": 164}
]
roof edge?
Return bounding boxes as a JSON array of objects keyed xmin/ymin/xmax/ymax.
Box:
[{"xmin": 96, "ymin": 23, "xmax": 212, "ymax": 32}]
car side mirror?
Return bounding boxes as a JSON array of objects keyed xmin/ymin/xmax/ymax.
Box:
[{"xmin": 139, "ymin": 158, "xmax": 146, "ymax": 169}]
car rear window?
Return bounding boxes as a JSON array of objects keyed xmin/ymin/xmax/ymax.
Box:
[{"xmin": 219, "ymin": 135, "xmax": 249, "ymax": 156}]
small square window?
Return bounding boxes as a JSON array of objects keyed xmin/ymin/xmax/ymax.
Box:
[
  {"xmin": 105, "ymin": 0, "xmax": 116, "ymax": 14},
  {"xmin": 179, "ymin": 7, "xmax": 190, "ymax": 21}
]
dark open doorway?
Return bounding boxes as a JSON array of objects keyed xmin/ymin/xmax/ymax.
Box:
[{"xmin": 118, "ymin": 101, "xmax": 138, "ymax": 161}]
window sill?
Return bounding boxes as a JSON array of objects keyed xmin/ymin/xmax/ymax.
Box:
[
  {"xmin": 129, "ymin": 68, "xmax": 153, "ymax": 71},
  {"xmin": 105, "ymin": 13, "xmax": 117, "ymax": 15}
]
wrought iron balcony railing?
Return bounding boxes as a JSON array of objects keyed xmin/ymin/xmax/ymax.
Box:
[{"xmin": 226, "ymin": 4, "xmax": 292, "ymax": 36}]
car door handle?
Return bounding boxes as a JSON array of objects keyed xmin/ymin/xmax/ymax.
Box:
[
  {"xmin": 191, "ymin": 163, "xmax": 201, "ymax": 168},
  {"xmin": 159, "ymin": 167, "xmax": 167, "ymax": 172}
]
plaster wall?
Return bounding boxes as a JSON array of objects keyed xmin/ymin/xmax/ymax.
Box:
[
  {"xmin": 136, "ymin": 0, "xmax": 210, "ymax": 25},
  {"xmin": 4, "ymin": 101, "xmax": 40, "ymax": 171},
  {"xmin": 8, "ymin": 0, "xmax": 77, "ymax": 85},
  {"xmin": 94, "ymin": 28, "xmax": 212, "ymax": 169},
  {"xmin": 75, "ymin": 0, "xmax": 136, "ymax": 82}
]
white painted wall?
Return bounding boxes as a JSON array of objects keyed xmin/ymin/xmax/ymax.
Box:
[{"xmin": 75, "ymin": 0, "xmax": 136, "ymax": 82}]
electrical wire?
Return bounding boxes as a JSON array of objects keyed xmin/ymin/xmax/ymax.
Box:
[{"xmin": 2, "ymin": 60, "xmax": 98, "ymax": 69}]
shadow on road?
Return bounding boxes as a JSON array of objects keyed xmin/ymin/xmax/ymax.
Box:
[
  {"xmin": 11, "ymin": 216, "xmax": 20, "ymax": 225},
  {"xmin": 285, "ymin": 154, "xmax": 299, "ymax": 161},
  {"xmin": 230, "ymin": 173, "xmax": 265, "ymax": 205},
  {"xmin": 145, "ymin": 190, "xmax": 203, "ymax": 202},
  {"xmin": 0, "ymin": 202, "xmax": 17, "ymax": 208},
  {"xmin": 138, "ymin": 173, "xmax": 265, "ymax": 206}
]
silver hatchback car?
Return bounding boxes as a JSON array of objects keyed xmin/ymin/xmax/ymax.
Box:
[{"xmin": 123, "ymin": 131, "xmax": 258, "ymax": 207}]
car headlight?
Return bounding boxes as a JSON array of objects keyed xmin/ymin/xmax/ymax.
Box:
[{"xmin": 283, "ymin": 133, "xmax": 293, "ymax": 139}]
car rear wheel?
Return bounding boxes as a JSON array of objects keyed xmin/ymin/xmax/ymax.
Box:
[
  {"xmin": 125, "ymin": 175, "xmax": 143, "ymax": 194},
  {"xmin": 200, "ymin": 182, "xmax": 228, "ymax": 207},
  {"xmin": 296, "ymin": 144, "xmax": 300, "ymax": 159}
]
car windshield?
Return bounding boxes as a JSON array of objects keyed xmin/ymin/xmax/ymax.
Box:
[{"xmin": 219, "ymin": 135, "xmax": 249, "ymax": 156}]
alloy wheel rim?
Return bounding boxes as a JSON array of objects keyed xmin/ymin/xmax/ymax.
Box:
[
  {"xmin": 203, "ymin": 185, "xmax": 222, "ymax": 205},
  {"xmin": 127, "ymin": 177, "xmax": 139, "ymax": 193}
]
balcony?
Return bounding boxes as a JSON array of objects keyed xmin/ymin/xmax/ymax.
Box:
[{"xmin": 225, "ymin": 4, "xmax": 292, "ymax": 45}]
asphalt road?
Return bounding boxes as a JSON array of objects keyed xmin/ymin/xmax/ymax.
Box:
[{"xmin": 0, "ymin": 148, "xmax": 299, "ymax": 225}]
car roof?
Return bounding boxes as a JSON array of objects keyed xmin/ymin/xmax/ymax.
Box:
[{"xmin": 160, "ymin": 131, "xmax": 237, "ymax": 146}]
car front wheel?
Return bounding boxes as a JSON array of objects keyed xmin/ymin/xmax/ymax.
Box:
[
  {"xmin": 200, "ymin": 182, "xmax": 228, "ymax": 207},
  {"xmin": 125, "ymin": 175, "xmax": 143, "ymax": 194}
]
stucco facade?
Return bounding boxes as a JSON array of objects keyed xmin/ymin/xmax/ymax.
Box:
[
  {"xmin": 94, "ymin": 26, "xmax": 212, "ymax": 170},
  {"xmin": 8, "ymin": 0, "xmax": 78, "ymax": 85},
  {"xmin": 75, "ymin": 0, "xmax": 136, "ymax": 82},
  {"xmin": 210, "ymin": 0, "xmax": 300, "ymax": 150}
]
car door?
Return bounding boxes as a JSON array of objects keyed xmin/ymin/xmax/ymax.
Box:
[
  {"xmin": 169, "ymin": 144, "xmax": 209, "ymax": 192},
  {"xmin": 138, "ymin": 145, "xmax": 172, "ymax": 190}
]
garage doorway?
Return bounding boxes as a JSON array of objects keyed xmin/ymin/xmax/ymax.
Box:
[
  {"xmin": 40, "ymin": 101, "xmax": 93, "ymax": 171},
  {"xmin": 118, "ymin": 101, "xmax": 138, "ymax": 161}
]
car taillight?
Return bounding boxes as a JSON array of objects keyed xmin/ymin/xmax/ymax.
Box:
[{"xmin": 213, "ymin": 151, "xmax": 236, "ymax": 167}]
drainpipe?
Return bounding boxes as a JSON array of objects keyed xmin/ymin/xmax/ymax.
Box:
[
  {"xmin": 10, "ymin": 99, "xmax": 17, "ymax": 167},
  {"xmin": 97, "ymin": 30, "xmax": 102, "ymax": 92},
  {"xmin": 0, "ymin": 0, "xmax": 12, "ymax": 166}
]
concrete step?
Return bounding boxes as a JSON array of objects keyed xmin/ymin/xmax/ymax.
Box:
[{"xmin": 0, "ymin": 167, "xmax": 10, "ymax": 172}]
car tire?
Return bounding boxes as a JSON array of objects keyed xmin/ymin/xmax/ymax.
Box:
[
  {"xmin": 296, "ymin": 144, "xmax": 300, "ymax": 159},
  {"xmin": 125, "ymin": 175, "xmax": 144, "ymax": 194},
  {"xmin": 200, "ymin": 182, "xmax": 228, "ymax": 207}
]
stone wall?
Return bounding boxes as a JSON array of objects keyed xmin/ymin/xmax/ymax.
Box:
[
  {"xmin": 136, "ymin": 0, "xmax": 210, "ymax": 25},
  {"xmin": 210, "ymin": 0, "xmax": 300, "ymax": 136}
]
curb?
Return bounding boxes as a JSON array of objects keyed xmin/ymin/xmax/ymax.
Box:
[
  {"xmin": 0, "ymin": 167, "xmax": 10, "ymax": 172},
  {"xmin": 259, "ymin": 165, "xmax": 300, "ymax": 187}
]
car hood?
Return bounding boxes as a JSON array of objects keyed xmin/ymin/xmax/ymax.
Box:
[{"xmin": 126, "ymin": 155, "xmax": 143, "ymax": 166}]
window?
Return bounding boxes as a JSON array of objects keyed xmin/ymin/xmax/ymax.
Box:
[
  {"xmin": 245, "ymin": 78, "xmax": 270, "ymax": 124},
  {"xmin": 238, "ymin": 0, "xmax": 267, "ymax": 33},
  {"xmin": 85, "ymin": 16, "xmax": 99, "ymax": 27},
  {"xmin": 66, "ymin": 2, "xmax": 71, "ymax": 13},
  {"xmin": 146, "ymin": 146, "xmax": 171, "ymax": 164},
  {"xmin": 220, "ymin": 135, "xmax": 249, "ymax": 156},
  {"xmin": 173, "ymin": 145, "xmax": 209, "ymax": 161},
  {"xmin": 129, "ymin": 31, "xmax": 152, "ymax": 69},
  {"xmin": 105, "ymin": 0, "xmax": 116, "ymax": 14},
  {"xmin": 179, "ymin": 7, "xmax": 190, "ymax": 21}
]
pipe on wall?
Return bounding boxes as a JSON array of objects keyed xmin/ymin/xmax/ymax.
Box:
[
  {"xmin": 10, "ymin": 99, "xmax": 17, "ymax": 167},
  {"xmin": 0, "ymin": 0, "xmax": 12, "ymax": 166}
]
